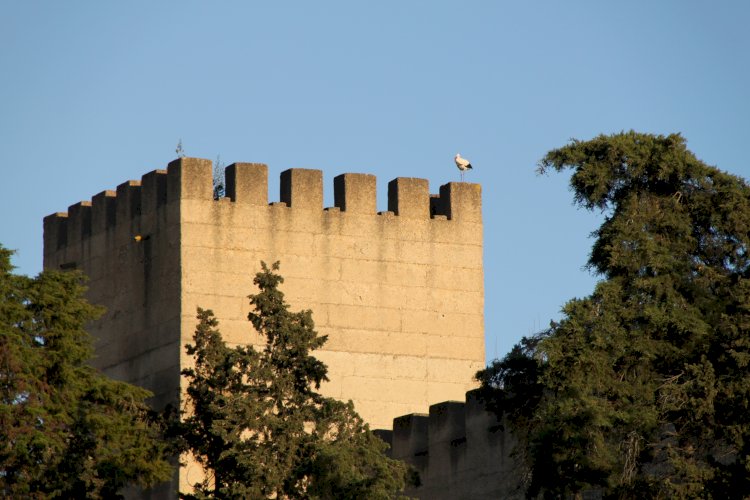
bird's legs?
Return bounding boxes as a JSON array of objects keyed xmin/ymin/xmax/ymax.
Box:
[{"xmin": 460, "ymin": 171, "xmax": 464, "ymax": 182}]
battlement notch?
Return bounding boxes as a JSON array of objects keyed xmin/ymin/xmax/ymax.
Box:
[
  {"xmin": 67, "ymin": 201, "xmax": 92, "ymax": 241},
  {"xmin": 91, "ymin": 190, "xmax": 116, "ymax": 234},
  {"xmin": 226, "ymin": 163, "xmax": 268, "ymax": 205},
  {"xmin": 141, "ymin": 169, "xmax": 168, "ymax": 214},
  {"xmin": 392, "ymin": 413, "xmax": 429, "ymax": 461},
  {"xmin": 116, "ymin": 180, "xmax": 142, "ymax": 223},
  {"xmin": 167, "ymin": 157, "xmax": 213, "ymax": 203},
  {"xmin": 388, "ymin": 177, "xmax": 430, "ymax": 219},
  {"xmin": 429, "ymin": 401, "xmax": 467, "ymax": 447},
  {"xmin": 280, "ymin": 168, "xmax": 323, "ymax": 210},
  {"xmin": 334, "ymin": 173, "xmax": 376, "ymax": 214},
  {"xmin": 43, "ymin": 212, "xmax": 68, "ymax": 257},
  {"xmin": 437, "ymin": 182, "xmax": 482, "ymax": 222}
]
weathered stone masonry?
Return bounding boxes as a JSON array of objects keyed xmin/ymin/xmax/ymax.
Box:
[
  {"xmin": 377, "ymin": 390, "xmax": 521, "ymax": 499},
  {"xmin": 43, "ymin": 157, "xmax": 485, "ymax": 495}
]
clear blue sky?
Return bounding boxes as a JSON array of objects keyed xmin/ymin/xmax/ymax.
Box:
[{"xmin": 2, "ymin": 2, "xmax": 749, "ymax": 362}]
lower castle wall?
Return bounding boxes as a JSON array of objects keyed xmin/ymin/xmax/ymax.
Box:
[{"xmin": 381, "ymin": 389, "xmax": 523, "ymax": 500}]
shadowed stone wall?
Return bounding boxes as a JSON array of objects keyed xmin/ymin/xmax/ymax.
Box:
[{"xmin": 378, "ymin": 389, "xmax": 522, "ymax": 499}]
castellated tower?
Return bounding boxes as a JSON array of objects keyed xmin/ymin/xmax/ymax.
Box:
[{"xmin": 43, "ymin": 157, "xmax": 484, "ymax": 490}]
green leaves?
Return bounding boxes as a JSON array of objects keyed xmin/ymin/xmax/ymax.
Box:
[
  {"xmin": 483, "ymin": 132, "xmax": 750, "ymax": 498},
  {"xmin": 0, "ymin": 246, "xmax": 172, "ymax": 498},
  {"xmin": 176, "ymin": 262, "xmax": 412, "ymax": 499}
]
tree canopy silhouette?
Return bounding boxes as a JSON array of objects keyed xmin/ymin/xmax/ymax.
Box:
[
  {"xmin": 480, "ymin": 132, "xmax": 750, "ymax": 498},
  {"xmin": 0, "ymin": 245, "xmax": 172, "ymax": 498}
]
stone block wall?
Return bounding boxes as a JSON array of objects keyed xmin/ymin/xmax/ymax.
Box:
[
  {"xmin": 381, "ymin": 389, "xmax": 522, "ymax": 499},
  {"xmin": 44, "ymin": 169, "xmax": 182, "ymax": 411},
  {"xmin": 43, "ymin": 157, "xmax": 486, "ymax": 495}
]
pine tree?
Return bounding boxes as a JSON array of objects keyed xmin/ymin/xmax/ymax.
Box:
[
  {"xmin": 176, "ymin": 261, "xmax": 413, "ymax": 499},
  {"xmin": 0, "ymin": 245, "xmax": 172, "ymax": 498},
  {"xmin": 480, "ymin": 132, "xmax": 750, "ymax": 498}
]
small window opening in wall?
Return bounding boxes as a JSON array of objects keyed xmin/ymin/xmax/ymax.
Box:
[{"xmin": 60, "ymin": 262, "xmax": 77, "ymax": 270}]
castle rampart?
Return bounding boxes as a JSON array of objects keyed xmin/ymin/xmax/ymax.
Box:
[
  {"xmin": 378, "ymin": 389, "xmax": 521, "ymax": 499},
  {"xmin": 44, "ymin": 157, "xmax": 485, "ymax": 495}
]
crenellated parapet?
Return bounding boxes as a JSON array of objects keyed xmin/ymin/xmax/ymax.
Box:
[
  {"xmin": 382, "ymin": 389, "xmax": 522, "ymax": 499},
  {"xmin": 44, "ymin": 157, "xmax": 481, "ymax": 261}
]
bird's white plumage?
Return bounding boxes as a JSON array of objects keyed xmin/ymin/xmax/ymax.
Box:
[
  {"xmin": 454, "ymin": 153, "xmax": 472, "ymax": 171},
  {"xmin": 454, "ymin": 153, "xmax": 473, "ymax": 181}
]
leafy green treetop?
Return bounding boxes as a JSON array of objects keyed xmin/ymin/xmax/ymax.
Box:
[
  {"xmin": 0, "ymin": 245, "xmax": 172, "ymax": 498},
  {"xmin": 480, "ymin": 132, "xmax": 750, "ymax": 498},
  {"xmin": 176, "ymin": 262, "xmax": 413, "ymax": 499}
]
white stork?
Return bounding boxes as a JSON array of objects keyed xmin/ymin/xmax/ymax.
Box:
[{"xmin": 454, "ymin": 153, "xmax": 473, "ymax": 181}]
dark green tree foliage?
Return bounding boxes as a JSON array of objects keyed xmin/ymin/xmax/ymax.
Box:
[
  {"xmin": 177, "ymin": 262, "xmax": 412, "ymax": 499},
  {"xmin": 0, "ymin": 246, "xmax": 172, "ymax": 498},
  {"xmin": 479, "ymin": 132, "xmax": 750, "ymax": 498}
]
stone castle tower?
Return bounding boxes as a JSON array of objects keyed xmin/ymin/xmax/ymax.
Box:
[{"xmin": 43, "ymin": 157, "xmax": 485, "ymax": 492}]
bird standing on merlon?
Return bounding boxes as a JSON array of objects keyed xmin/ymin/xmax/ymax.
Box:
[{"xmin": 454, "ymin": 153, "xmax": 473, "ymax": 181}]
